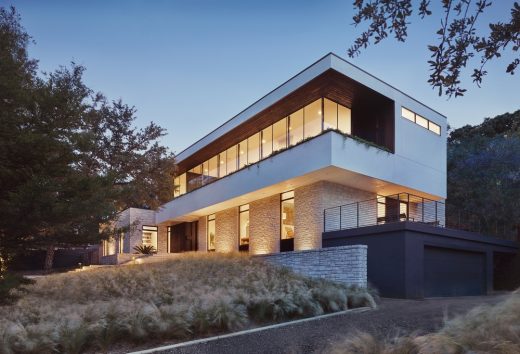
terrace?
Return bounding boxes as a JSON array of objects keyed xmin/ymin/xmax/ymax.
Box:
[{"xmin": 324, "ymin": 192, "xmax": 518, "ymax": 241}]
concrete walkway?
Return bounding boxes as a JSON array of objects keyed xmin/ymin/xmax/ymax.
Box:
[{"xmin": 130, "ymin": 294, "xmax": 507, "ymax": 354}]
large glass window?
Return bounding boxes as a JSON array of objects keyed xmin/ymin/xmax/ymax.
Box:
[
  {"xmin": 226, "ymin": 145, "xmax": 238, "ymax": 174},
  {"xmin": 219, "ymin": 151, "xmax": 227, "ymax": 177},
  {"xmin": 338, "ymin": 104, "xmax": 352, "ymax": 134},
  {"xmin": 248, "ymin": 132, "xmax": 260, "ymax": 164},
  {"xmin": 142, "ymin": 226, "xmax": 158, "ymax": 251},
  {"xmin": 261, "ymin": 126, "xmax": 273, "ymax": 158},
  {"xmin": 324, "ymin": 98, "xmax": 338, "ymax": 130},
  {"xmin": 304, "ymin": 99, "xmax": 322, "ymax": 139},
  {"xmin": 174, "ymin": 176, "xmax": 180, "ymax": 197},
  {"xmin": 207, "ymin": 214, "xmax": 216, "ymax": 251},
  {"xmin": 281, "ymin": 191, "xmax": 295, "ymax": 240},
  {"xmin": 239, "ymin": 204, "xmax": 249, "ymax": 249},
  {"xmin": 202, "ymin": 160, "xmax": 209, "ymax": 185},
  {"xmin": 273, "ymin": 117, "xmax": 287, "ymax": 152},
  {"xmin": 289, "ymin": 109, "xmax": 304, "ymax": 146},
  {"xmin": 238, "ymin": 139, "xmax": 248, "ymax": 169},
  {"xmin": 187, "ymin": 164, "xmax": 202, "ymax": 192},
  {"xmin": 175, "ymin": 97, "xmax": 383, "ymax": 199},
  {"xmin": 208, "ymin": 156, "xmax": 218, "ymax": 182}
]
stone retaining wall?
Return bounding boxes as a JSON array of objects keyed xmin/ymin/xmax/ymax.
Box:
[{"xmin": 257, "ymin": 245, "xmax": 367, "ymax": 287}]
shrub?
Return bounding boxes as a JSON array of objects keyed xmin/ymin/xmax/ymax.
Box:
[
  {"xmin": 0, "ymin": 272, "xmax": 34, "ymax": 305},
  {"xmin": 0, "ymin": 253, "xmax": 374, "ymax": 353},
  {"xmin": 133, "ymin": 244, "xmax": 157, "ymax": 254},
  {"xmin": 327, "ymin": 289, "xmax": 520, "ymax": 354}
]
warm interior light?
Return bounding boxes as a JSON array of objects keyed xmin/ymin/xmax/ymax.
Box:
[
  {"xmin": 318, "ymin": 110, "xmax": 322, "ymax": 114},
  {"xmin": 261, "ymin": 139, "xmax": 266, "ymax": 144},
  {"xmin": 282, "ymin": 212, "xmax": 287, "ymax": 220},
  {"xmin": 220, "ymin": 160, "xmax": 224, "ymax": 164},
  {"xmin": 240, "ymin": 151, "xmax": 244, "ymax": 154}
]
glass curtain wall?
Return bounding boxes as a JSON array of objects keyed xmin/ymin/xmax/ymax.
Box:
[{"xmin": 175, "ymin": 98, "xmax": 352, "ymax": 196}]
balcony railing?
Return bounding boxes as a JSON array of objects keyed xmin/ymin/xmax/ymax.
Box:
[{"xmin": 323, "ymin": 193, "xmax": 518, "ymax": 241}]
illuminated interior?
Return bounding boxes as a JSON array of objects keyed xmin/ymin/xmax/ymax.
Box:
[
  {"xmin": 174, "ymin": 98, "xmax": 352, "ymax": 197},
  {"xmin": 401, "ymin": 107, "xmax": 441, "ymax": 135}
]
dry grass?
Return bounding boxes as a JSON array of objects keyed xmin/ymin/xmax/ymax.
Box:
[
  {"xmin": 327, "ymin": 290, "xmax": 520, "ymax": 354},
  {"xmin": 0, "ymin": 252, "xmax": 375, "ymax": 354}
]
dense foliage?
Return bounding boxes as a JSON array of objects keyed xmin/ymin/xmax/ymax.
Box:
[
  {"xmin": 349, "ymin": 1, "xmax": 520, "ymax": 97},
  {"xmin": 447, "ymin": 110, "xmax": 520, "ymax": 239},
  {"xmin": 0, "ymin": 6, "xmax": 176, "ymax": 273},
  {"xmin": 0, "ymin": 254, "xmax": 376, "ymax": 354}
]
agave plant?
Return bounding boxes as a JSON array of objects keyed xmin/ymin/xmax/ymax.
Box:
[{"xmin": 133, "ymin": 244, "xmax": 157, "ymax": 254}]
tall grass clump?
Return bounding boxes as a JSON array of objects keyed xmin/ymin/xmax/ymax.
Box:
[
  {"xmin": 327, "ymin": 289, "xmax": 520, "ymax": 354},
  {"xmin": 0, "ymin": 252, "xmax": 375, "ymax": 354}
]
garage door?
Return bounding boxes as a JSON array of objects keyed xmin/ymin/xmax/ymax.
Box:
[{"xmin": 424, "ymin": 246, "xmax": 486, "ymax": 297}]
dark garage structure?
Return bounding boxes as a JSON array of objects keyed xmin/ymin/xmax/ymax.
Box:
[{"xmin": 323, "ymin": 222, "xmax": 518, "ymax": 299}]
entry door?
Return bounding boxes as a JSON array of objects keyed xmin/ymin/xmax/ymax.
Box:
[
  {"xmin": 424, "ymin": 246, "xmax": 486, "ymax": 297},
  {"xmin": 170, "ymin": 222, "xmax": 198, "ymax": 253}
]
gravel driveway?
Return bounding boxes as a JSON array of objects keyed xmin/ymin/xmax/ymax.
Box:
[{"xmin": 134, "ymin": 294, "xmax": 507, "ymax": 354}]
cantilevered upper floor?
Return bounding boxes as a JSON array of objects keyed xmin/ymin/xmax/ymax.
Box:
[{"xmin": 158, "ymin": 53, "xmax": 446, "ymax": 224}]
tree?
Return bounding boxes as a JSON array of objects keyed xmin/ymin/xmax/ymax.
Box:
[
  {"xmin": 447, "ymin": 110, "xmax": 520, "ymax": 239},
  {"xmin": 0, "ymin": 6, "xmax": 176, "ymax": 272},
  {"xmin": 349, "ymin": 1, "xmax": 520, "ymax": 97}
]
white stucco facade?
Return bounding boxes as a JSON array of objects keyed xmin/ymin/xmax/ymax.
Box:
[{"xmin": 109, "ymin": 53, "xmax": 447, "ymax": 257}]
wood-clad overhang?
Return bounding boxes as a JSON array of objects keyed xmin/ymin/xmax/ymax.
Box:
[{"xmin": 176, "ymin": 69, "xmax": 395, "ymax": 174}]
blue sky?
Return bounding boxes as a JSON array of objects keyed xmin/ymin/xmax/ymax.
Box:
[{"xmin": 6, "ymin": 0, "xmax": 520, "ymax": 153}]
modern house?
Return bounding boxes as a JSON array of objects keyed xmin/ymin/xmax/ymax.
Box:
[{"xmin": 100, "ymin": 53, "xmax": 518, "ymax": 298}]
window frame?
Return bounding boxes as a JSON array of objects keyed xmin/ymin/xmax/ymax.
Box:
[
  {"xmin": 401, "ymin": 106, "xmax": 441, "ymax": 136},
  {"xmin": 238, "ymin": 204, "xmax": 250, "ymax": 250},
  {"xmin": 280, "ymin": 191, "xmax": 295, "ymax": 240},
  {"xmin": 207, "ymin": 214, "xmax": 216, "ymax": 251}
]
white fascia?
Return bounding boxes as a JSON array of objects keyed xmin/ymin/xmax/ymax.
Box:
[
  {"xmin": 156, "ymin": 131, "xmax": 446, "ymax": 224},
  {"xmin": 175, "ymin": 53, "xmax": 446, "ymax": 164}
]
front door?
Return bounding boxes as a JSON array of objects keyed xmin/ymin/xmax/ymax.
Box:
[{"xmin": 169, "ymin": 222, "xmax": 198, "ymax": 253}]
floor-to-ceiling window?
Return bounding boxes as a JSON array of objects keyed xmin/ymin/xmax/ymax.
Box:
[
  {"xmin": 173, "ymin": 98, "xmax": 353, "ymax": 198},
  {"xmin": 289, "ymin": 109, "xmax": 304, "ymax": 146},
  {"xmin": 207, "ymin": 214, "xmax": 216, "ymax": 251},
  {"xmin": 239, "ymin": 204, "xmax": 250, "ymax": 252},
  {"xmin": 280, "ymin": 191, "xmax": 295, "ymax": 252}
]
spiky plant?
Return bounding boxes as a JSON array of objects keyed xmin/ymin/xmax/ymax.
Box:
[{"xmin": 133, "ymin": 244, "xmax": 157, "ymax": 254}]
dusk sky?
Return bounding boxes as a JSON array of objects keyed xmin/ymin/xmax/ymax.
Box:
[{"xmin": 8, "ymin": 0, "xmax": 520, "ymax": 154}]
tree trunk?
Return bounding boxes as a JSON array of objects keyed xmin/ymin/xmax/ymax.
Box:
[{"xmin": 44, "ymin": 245, "xmax": 55, "ymax": 272}]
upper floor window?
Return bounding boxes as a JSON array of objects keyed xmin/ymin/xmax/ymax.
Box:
[
  {"xmin": 174, "ymin": 98, "xmax": 353, "ymax": 198},
  {"xmin": 401, "ymin": 107, "xmax": 441, "ymax": 136}
]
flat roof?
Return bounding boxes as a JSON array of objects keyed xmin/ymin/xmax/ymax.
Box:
[{"xmin": 176, "ymin": 52, "xmax": 446, "ymax": 163}]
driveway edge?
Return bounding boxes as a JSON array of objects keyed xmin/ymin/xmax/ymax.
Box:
[{"xmin": 130, "ymin": 307, "xmax": 372, "ymax": 354}]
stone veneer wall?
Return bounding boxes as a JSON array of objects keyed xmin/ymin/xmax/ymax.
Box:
[
  {"xmin": 157, "ymin": 224, "xmax": 168, "ymax": 254},
  {"xmin": 197, "ymin": 216, "xmax": 207, "ymax": 252},
  {"xmin": 215, "ymin": 207, "xmax": 239, "ymax": 252},
  {"xmin": 257, "ymin": 245, "xmax": 367, "ymax": 287},
  {"xmin": 128, "ymin": 208, "xmax": 156, "ymax": 253},
  {"xmin": 250, "ymin": 194, "xmax": 280, "ymax": 254},
  {"xmin": 294, "ymin": 181, "xmax": 375, "ymax": 251}
]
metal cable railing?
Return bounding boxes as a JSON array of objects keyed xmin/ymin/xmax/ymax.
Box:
[{"xmin": 324, "ymin": 192, "xmax": 518, "ymax": 241}]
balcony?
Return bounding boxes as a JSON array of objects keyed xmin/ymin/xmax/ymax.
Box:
[{"xmin": 324, "ymin": 193, "xmax": 518, "ymax": 241}]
